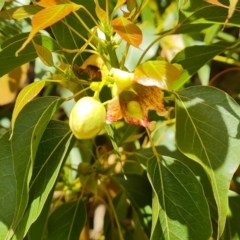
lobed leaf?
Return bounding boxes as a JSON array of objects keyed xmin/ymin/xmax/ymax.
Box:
[
  {"xmin": 112, "ymin": 16, "xmax": 142, "ymax": 48},
  {"xmin": 175, "ymin": 86, "xmax": 240, "ymax": 237}
]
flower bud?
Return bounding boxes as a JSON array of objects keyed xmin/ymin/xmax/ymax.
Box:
[{"xmin": 69, "ymin": 97, "xmax": 106, "ymax": 139}]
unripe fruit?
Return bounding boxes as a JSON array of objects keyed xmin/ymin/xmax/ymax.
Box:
[{"xmin": 69, "ymin": 97, "xmax": 106, "ymax": 139}]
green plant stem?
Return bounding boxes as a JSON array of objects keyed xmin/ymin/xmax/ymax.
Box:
[
  {"xmin": 103, "ymin": 187, "xmax": 124, "ymax": 240},
  {"xmin": 66, "ymin": 87, "xmax": 91, "ymax": 101},
  {"xmin": 120, "ymin": 44, "xmax": 130, "ymax": 70},
  {"xmin": 106, "ymin": 35, "xmax": 119, "ymax": 68}
]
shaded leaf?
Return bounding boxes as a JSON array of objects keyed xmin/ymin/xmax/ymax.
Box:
[
  {"xmin": 147, "ymin": 156, "xmax": 212, "ymax": 240},
  {"xmin": 33, "ymin": 41, "xmax": 54, "ymax": 66},
  {"xmin": 105, "ymin": 124, "xmax": 121, "ymax": 157},
  {"xmin": 127, "ymin": 0, "xmax": 137, "ymax": 11},
  {"xmin": 0, "ymin": 132, "xmax": 16, "ymax": 240},
  {"xmin": 220, "ymin": 191, "xmax": 240, "ymax": 240},
  {"xmin": 0, "ymin": 5, "xmax": 41, "ymax": 20},
  {"xmin": 9, "ymin": 96, "xmax": 65, "ymax": 237},
  {"xmin": 175, "ymin": 86, "xmax": 240, "ymax": 237},
  {"xmin": 16, "ymin": 3, "xmax": 80, "ymax": 55},
  {"xmin": 11, "ymin": 80, "xmax": 46, "ymax": 136},
  {"xmin": 47, "ymin": 200, "xmax": 86, "ymax": 240},
  {"xmin": 112, "ymin": 174, "xmax": 152, "ymax": 237},
  {"xmin": 0, "ymin": 33, "xmax": 61, "ymax": 77},
  {"xmin": 14, "ymin": 120, "xmax": 75, "ymax": 239},
  {"xmin": 112, "ymin": 16, "xmax": 142, "ymax": 48}
]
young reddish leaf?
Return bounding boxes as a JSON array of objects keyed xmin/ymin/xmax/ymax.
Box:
[
  {"xmin": 95, "ymin": 0, "xmax": 107, "ymax": 22},
  {"xmin": 133, "ymin": 60, "xmax": 183, "ymax": 90},
  {"xmin": 33, "ymin": 41, "xmax": 54, "ymax": 66},
  {"xmin": 112, "ymin": 16, "xmax": 142, "ymax": 48},
  {"xmin": 16, "ymin": 3, "xmax": 80, "ymax": 55},
  {"xmin": 36, "ymin": 0, "xmax": 71, "ymax": 8},
  {"xmin": 10, "ymin": 80, "xmax": 46, "ymax": 137}
]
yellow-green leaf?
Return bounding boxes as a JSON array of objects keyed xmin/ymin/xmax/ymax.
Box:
[
  {"xmin": 112, "ymin": 16, "xmax": 142, "ymax": 48},
  {"xmin": 11, "ymin": 80, "xmax": 46, "ymax": 137},
  {"xmin": 33, "ymin": 41, "xmax": 54, "ymax": 66},
  {"xmin": 95, "ymin": 0, "xmax": 107, "ymax": 22},
  {"xmin": 16, "ymin": 3, "xmax": 80, "ymax": 55},
  {"xmin": 36, "ymin": 0, "xmax": 71, "ymax": 7},
  {"xmin": 134, "ymin": 60, "xmax": 183, "ymax": 90}
]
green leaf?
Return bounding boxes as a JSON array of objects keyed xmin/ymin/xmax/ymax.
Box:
[
  {"xmin": 33, "ymin": 41, "xmax": 54, "ymax": 66},
  {"xmin": 47, "ymin": 200, "xmax": 86, "ymax": 240},
  {"xmin": 0, "ymin": 33, "xmax": 61, "ymax": 77},
  {"xmin": 171, "ymin": 41, "xmax": 237, "ymax": 90},
  {"xmin": 178, "ymin": 0, "xmax": 240, "ymax": 30},
  {"xmin": 0, "ymin": 0, "xmax": 4, "ymax": 11},
  {"xmin": 14, "ymin": 120, "xmax": 75, "ymax": 239},
  {"xmin": 0, "ymin": 132, "xmax": 16, "ymax": 240},
  {"xmin": 175, "ymin": 86, "xmax": 240, "ymax": 237},
  {"xmin": 51, "ymin": 0, "xmax": 98, "ymax": 65},
  {"xmin": 9, "ymin": 96, "xmax": 65, "ymax": 238},
  {"xmin": 0, "ymin": 5, "xmax": 41, "ymax": 20},
  {"xmin": 11, "ymin": 80, "xmax": 46, "ymax": 136},
  {"xmin": 147, "ymin": 156, "xmax": 212, "ymax": 240},
  {"xmin": 105, "ymin": 124, "xmax": 121, "ymax": 157},
  {"xmin": 221, "ymin": 191, "xmax": 240, "ymax": 240},
  {"xmin": 112, "ymin": 174, "xmax": 152, "ymax": 237},
  {"xmin": 27, "ymin": 189, "xmax": 54, "ymax": 240}
]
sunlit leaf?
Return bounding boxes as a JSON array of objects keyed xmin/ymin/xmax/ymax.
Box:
[
  {"xmin": 16, "ymin": 3, "xmax": 80, "ymax": 55},
  {"xmin": 33, "ymin": 41, "xmax": 54, "ymax": 66},
  {"xmin": 14, "ymin": 120, "xmax": 75, "ymax": 239},
  {"xmin": 0, "ymin": 0, "xmax": 4, "ymax": 11},
  {"xmin": 204, "ymin": 0, "xmax": 227, "ymax": 8},
  {"xmin": 134, "ymin": 60, "xmax": 183, "ymax": 90},
  {"xmin": 226, "ymin": 0, "xmax": 239, "ymax": 27},
  {"xmin": 105, "ymin": 124, "xmax": 121, "ymax": 157},
  {"xmin": 95, "ymin": 0, "xmax": 107, "ymax": 22},
  {"xmin": 9, "ymin": 96, "xmax": 65, "ymax": 238},
  {"xmin": 47, "ymin": 200, "xmax": 86, "ymax": 240},
  {"xmin": 147, "ymin": 156, "xmax": 212, "ymax": 240},
  {"xmin": 36, "ymin": 0, "xmax": 71, "ymax": 8},
  {"xmin": 11, "ymin": 80, "xmax": 46, "ymax": 137},
  {"xmin": 175, "ymin": 86, "xmax": 240, "ymax": 237},
  {"xmin": 112, "ymin": 0, "xmax": 126, "ymax": 17},
  {"xmin": 112, "ymin": 16, "xmax": 142, "ymax": 48}
]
